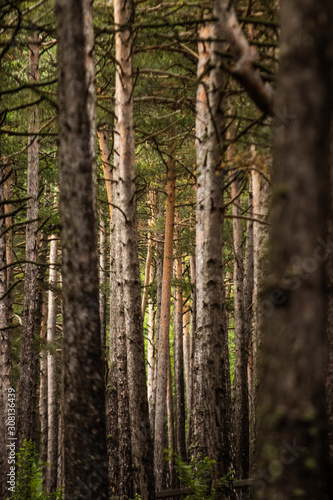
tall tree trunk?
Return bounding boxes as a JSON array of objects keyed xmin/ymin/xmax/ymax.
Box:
[
  {"xmin": 99, "ymin": 219, "xmax": 107, "ymax": 350},
  {"xmin": 255, "ymin": 1, "xmax": 333, "ymax": 497},
  {"xmin": 167, "ymin": 354, "xmax": 176, "ymax": 489},
  {"xmin": 0, "ymin": 163, "xmax": 13, "ymax": 500},
  {"xmin": 250, "ymin": 156, "xmax": 270, "ymax": 468},
  {"xmin": 182, "ymin": 263, "xmax": 191, "ymax": 453},
  {"xmin": 230, "ymin": 175, "xmax": 249, "ymax": 485},
  {"xmin": 152, "ymin": 201, "xmax": 165, "ymax": 437},
  {"xmin": 191, "ymin": 19, "xmax": 234, "ymax": 484},
  {"xmin": 46, "ymin": 236, "xmax": 58, "ymax": 493},
  {"xmin": 174, "ymin": 254, "xmax": 186, "ymax": 462},
  {"xmin": 97, "ymin": 124, "xmax": 118, "ymax": 496},
  {"xmin": 107, "ymin": 214, "xmax": 119, "ymax": 496},
  {"xmin": 97, "ymin": 127, "xmax": 113, "ymax": 220},
  {"xmin": 56, "ymin": 0, "xmax": 108, "ymax": 497},
  {"xmin": 154, "ymin": 159, "xmax": 176, "ymax": 490},
  {"xmin": 114, "ymin": 0, "xmax": 155, "ymax": 496},
  {"xmin": 186, "ymin": 254, "xmax": 196, "ymax": 451},
  {"xmin": 39, "ymin": 293, "xmax": 48, "ymax": 491},
  {"xmin": 243, "ymin": 185, "xmax": 254, "ymax": 482},
  {"xmin": 326, "ymin": 157, "xmax": 333, "ymax": 482},
  {"xmin": 18, "ymin": 32, "xmax": 40, "ymax": 450},
  {"xmin": 147, "ymin": 279, "xmax": 156, "ymax": 424}
]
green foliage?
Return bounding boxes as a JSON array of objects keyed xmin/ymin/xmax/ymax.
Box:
[
  {"xmin": 13, "ymin": 440, "xmax": 63, "ymax": 500},
  {"xmin": 173, "ymin": 453, "xmax": 235, "ymax": 500}
]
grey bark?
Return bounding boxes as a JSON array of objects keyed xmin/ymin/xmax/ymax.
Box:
[
  {"xmin": 255, "ymin": 1, "xmax": 333, "ymax": 497},
  {"xmin": 174, "ymin": 256, "xmax": 186, "ymax": 462},
  {"xmin": 191, "ymin": 19, "xmax": 234, "ymax": 485},
  {"xmin": 56, "ymin": 0, "xmax": 108, "ymax": 497},
  {"xmin": 114, "ymin": 0, "xmax": 155, "ymax": 496},
  {"xmin": 18, "ymin": 32, "xmax": 40, "ymax": 450},
  {"xmin": 39, "ymin": 294, "xmax": 48, "ymax": 491},
  {"xmin": 46, "ymin": 236, "xmax": 58, "ymax": 493}
]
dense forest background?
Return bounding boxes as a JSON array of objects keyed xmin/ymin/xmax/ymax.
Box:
[{"xmin": 1, "ymin": 0, "xmax": 333, "ymax": 499}]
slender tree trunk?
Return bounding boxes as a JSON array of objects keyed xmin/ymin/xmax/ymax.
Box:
[
  {"xmin": 46, "ymin": 236, "xmax": 58, "ymax": 493},
  {"xmin": 326, "ymin": 158, "xmax": 333, "ymax": 481},
  {"xmin": 243, "ymin": 185, "xmax": 254, "ymax": 481},
  {"xmin": 114, "ymin": 0, "xmax": 154, "ymax": 496},
  {"xmin": 98, "ymin": 123, "xmax": 118, "ymax": 496},
  {"xmin": 147, "ymin": 282, "xmax": 156, "ymax": 424},
  {"xmin": 230, "ymin": 176, "xmax": 249, "ymax": 485},
  {"xmin": 97, "ymin": 127, "xmax": 113, "ymax": 220},
  {"xmin": 152, "ymin": 201, "xmax": 165, "ymax": 437},
  {"xmin": 174, "ymin": 254, "xmax": 186, "ymax": 462},
  {"xmin": 18, "ymin": 32, "xmax": 40, "ymax": 450},
  {"xmin": 107, "ymin": 216, "xmax": 119, "ymax": 496},
  {"xmin": 191, "ymin": 20, "xmax": 234, "ymax": 485},
  {"xmin": 186, "ymin": 254, "xmax": 196, "ymax": 451},
  {"xmin": 0, "ymin": 162, "xmax": 12, "ymax": 500},
  {"xmin": 154, "ymin": 159, "xmax": 176, "ymax": 490},
  {"xmin": 39, "ymin": 293, "xmax": 48, "ymax": 491},
  {"xmin": 167, "ymin": 354, "xmax": 176, "ymax": 489},
  {"xmin": 56, "ymin": 0, "xmax": 108, "ymax": 497},
  {"xmin": 182, "ymin": 264, "xmax": 191, "ymax": 452},
  {"xmin": 255, "ymin": 1, "xmax": 333, "ymax": 497},
  {"xmin": 99, "ymin": 219, "xmax": 107, "ymax": 350},
  {"xmin": 250, "ymin": 157, "xmax": 270, "ymax": 468}
]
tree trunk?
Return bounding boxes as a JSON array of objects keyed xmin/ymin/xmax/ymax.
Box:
[
  {"xmin": 56, "ymin": 0, "xmax": 108, "ymax": 497},
  {"xmin": 152, "ymin": 201, "xmax": 165, "ymax": 437},
  {"xmin": 154, "ymin": 160, "xmax": 176, "ymax": 490},
  {"xmin": 243, "ymin": 185, "xmax": 254, "ymax": 481},
  {"xmin": 174, "ymin": 255, "xmax": 186, "ymax": 462},
  {"xmin": 186, "ymin": 254, "xmax": 196, "ymax": 451},
  {"xmin": 167, "ymin": 354, "xmax": 176, "ymax": 489},
  {"xmin": 39, "ymin": 292, "xmax": 48, "ymax": 491},
  {"xmin": 114, "ymin": 0, "xmax": 155, "ymax": 496},
  {"xmin": 107, "ymin": 215, "xmax": 119, "ymax": 496},
  {"xmin": 99, "ymin": 219, "xmax": 107, "ymax": 350},
  {"xmin": 97, "ymin": 127, "xmax": 113, "ymax": 220},
  {"xmin": 46, "ymin": 236, "xmax": 58, "ymax": 493},
  {"xmin": 98, "ymin": 123, "xmax": 118, "ymax": 496},
  {"xmin": 326, "ymin": 158, "xmax": 333, "ymax": 482},
  {"xmin": 18, "ymin": 32, "xmax": 40, "ymax": 450},
  {"xmin": 230, "ymin": 176, "xmax": 249, "ymax": 485},
  {"xmin": 0, "ymin": 162, "xmax": 13, "ymax": 500},
  {"xmin": 191, "ymin": 19, "xmax": 233, "ymax": 484},
  {"xmin": 147, "ymin": 281, "xmax": 156, "ymax": 425},
  {"xmin": 255, "ymin": 1, "xmax": 333, "ymax": 497},
  {"xmin": 250, "ymin": 155, "xmax": 270, "ymax": 468}
]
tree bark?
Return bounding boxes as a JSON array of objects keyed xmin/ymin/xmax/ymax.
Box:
[
  {"xmin": 99, "ymin": 219, "xmax": 107, "ymax": 350},
  {"xmin": 97, "ymin": 127, "xmax": 113, "ymax": 220},
  {"xmin": 114, "ymin": 0, "xmax": 155, "ymax": 496},
  {"xmin": 255, "ymin": 1, "xmax": 333, "ymax": 497},
  {"xmin": 46, "ymin": 236, "xmax": 58, "ymax": 493},
  {"xmin": 0, "ymin": 162, "xmax": 12, "ymax": 500},
  {"xmin": 39, "ymin": 293, "xmax": 48, "ymax": 491},
  {"xmin": 230, "ymin": 175, "xmax": 249, "ymax": 486},
  {"xmin": 174, "ymin": 255, "xmax": 186, "ymax": 462},
  {"xmin": 18, "ymin": 32, "xmax": 40, "ymax": 450},
  {"xmin": 191, "ymin": 19, "xmax": 234, "ymax": 485},
  {"xmin": 56, "ymin": 0, "xmax": 108, "ymax": 497},
  {"xmin": 186, "ymin": 254, "xmax": 196, "ymax": 452},
  {"xmin": 250, "ymin": 155, "xmax": 270, "ymax": 467},
  {"xmin": 154, "ymin": 160, "xmax": 176, "ymax": 490}
]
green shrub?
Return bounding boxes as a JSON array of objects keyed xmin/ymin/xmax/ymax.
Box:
[
  {"xmin": 12, "ymin": 440, "xmax": 63, "ymax": 500},
  {"xmin": 173, "ymin": 453, "xmax": 235, "ymax": 500}
]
